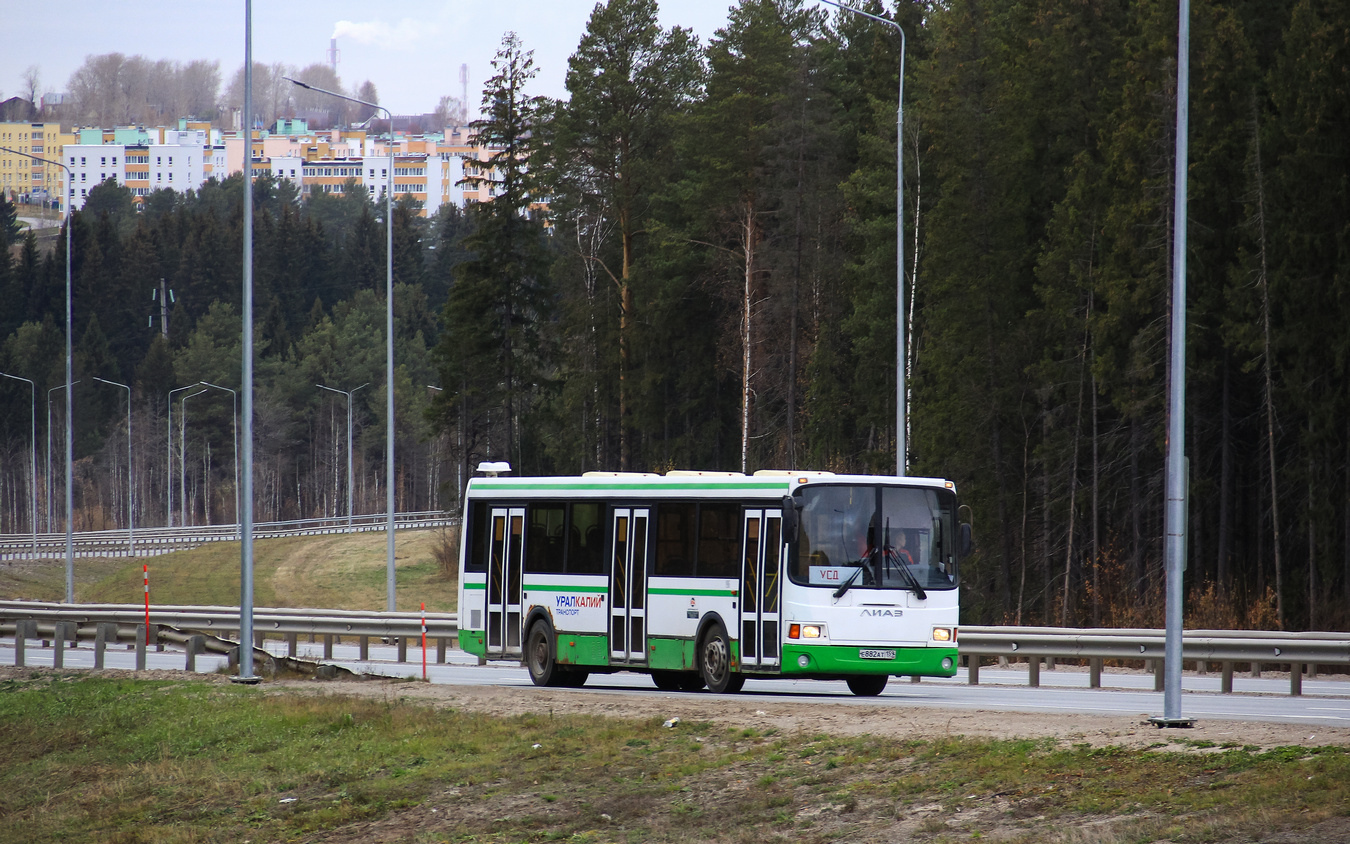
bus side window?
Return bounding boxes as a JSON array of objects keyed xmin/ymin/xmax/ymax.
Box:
[
  {"xmin": 465, "ymin": 501, "xmax": 489, "ymax": 573},
  {"xmin": 697, "ymin": 503, "xmax": 740, "ymax": 578},
  {"xmin": 525, "ymin": 504, "xmax": 565, "ymax": 573},
  {"xmin": 654, "ymin": 503, "xmax": 695, "ymax": 576},
  {"xmin": 566, "ymin": 502, "xmax": 605, "ymax": 574}
]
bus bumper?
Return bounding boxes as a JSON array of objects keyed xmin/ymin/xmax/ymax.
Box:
[{"xmin": 780, "ymin": 644, "xmax": 958, "ymax": 678}]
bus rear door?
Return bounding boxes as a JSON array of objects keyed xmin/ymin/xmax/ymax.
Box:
[
  {"xmin": 740, "ymin": 509, "xmax": 783, "ymax": 670},
  {"xmin": 486, "ymin": 506, "xmax": 525, "ymax": 659},
  {"xmin": 609, "ymin": 507, "xmax": 650, "ymax": 664}
]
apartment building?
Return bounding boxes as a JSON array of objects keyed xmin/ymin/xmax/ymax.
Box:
[
  {"xmin": 0, "ymin": 122, "xmax": 74, "ymax": 209},
  {"xmin": 63, "ymin": 124, "xmax": 230, "ymax": 209},
  {"xmin": 51, "ymin": 118, "xmax": 512, "ymax": 217}
]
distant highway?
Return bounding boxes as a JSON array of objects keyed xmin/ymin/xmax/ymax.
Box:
[{"xmin": 0, "ymin": 511, "xmax": 457, "ymax": 561}]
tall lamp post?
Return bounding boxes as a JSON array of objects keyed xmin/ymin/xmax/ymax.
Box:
[
  {"xmin": 235, "ymin": 0, "xmax": 260, "ymax": 683},
  {"xmin": 318, "ymin": 383, "xmax": 368, "ymax": 529},
  {"xmin": 816, "ymin": 2, "xmax": 906, "ymax": 476},
  {"xmin": 0, "ymin": 371, "xmax": 37, "ymax": 561},
  {"xmin": 179, "ymin": 388, "xmax": 208, "ymax": 527},
  {"xmin": 167, "ymin": 383, "xmax": 202, "ymax": 528},
  {"xmin": 93, "ymin": 377, "xmax": 134, "ymax": 558},
  {"xmin": 2, "ymin": 145, "xmax": 74, "ymax": 597},
  {"xmin": 200, "ymin": 381, "xmax": 240, "ymax": 536},
  {"xmin": 46, "ymin": 382, "xmax": 77, "ymax": 533},
  {"xmin": 1153, "ymin": 0, "xmax": 1194, "ymax": 730},
  {"xmin": 286, "ymin": 75, "xmax": 397, "ymax": 611}
]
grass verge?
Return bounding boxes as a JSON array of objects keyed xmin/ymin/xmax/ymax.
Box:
[{"xmin": 2, "ymin": 672, "xmax": 1347, "ymax": 843}]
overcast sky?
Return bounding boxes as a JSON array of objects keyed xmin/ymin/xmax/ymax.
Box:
[{"xmin": 1, "ymin": 1, "xmax": 740, "ymax": 118}]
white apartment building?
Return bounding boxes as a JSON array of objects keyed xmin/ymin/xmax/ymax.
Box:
[
  {"xmin": 60, "ymin": 122, "xmax": 506, "ymax": 217},
  {"xmin": 65, "ymin": 128, "xmax": 226, "ymax": 210}
]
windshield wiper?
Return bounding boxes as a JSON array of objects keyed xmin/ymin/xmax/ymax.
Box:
[
  {"xmin": 885, "ymin": 547, "xmax": 926, "ymax": 600},
  {"xmin": 833, "ymin": 565, "xmax": 864, "ymax": 599},
  {"xmin": 883, "ymin": 518, "xmax": 926, "ymax": 600}
]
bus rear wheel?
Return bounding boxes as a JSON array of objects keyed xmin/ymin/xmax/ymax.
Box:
[
  {"xmin": 846, "ymin": 675, "xmax": 889, "ymax": 696},
  {"xmin": 525, "ymin": 621, "xmax": 560, "ymax": 687},
  {"xmin": 699, "ymin": 622, "xmax": 742, "ymax": 694}
]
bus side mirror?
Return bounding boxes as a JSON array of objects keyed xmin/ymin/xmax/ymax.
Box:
[
  {"xmin": 959, "ymin": 523, "xmax": 973, "ymax": 558},
  {"xmin": 781, "ymin": 496, "xmax": 798, "ymax": 539}
]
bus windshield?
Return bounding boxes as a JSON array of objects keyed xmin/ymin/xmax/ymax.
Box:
[{"xmin": 791, "ymin": 484, "xmax": 958, "ymax": 592}]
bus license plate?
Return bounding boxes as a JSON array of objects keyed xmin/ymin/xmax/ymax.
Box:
[{"xmin": 859, "ymin": 649, "xmax": 896, "ymax": 660}]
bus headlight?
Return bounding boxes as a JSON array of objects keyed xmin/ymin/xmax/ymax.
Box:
[
  {"xmin": 788, "ymin": 623, "xmax": 825, "ymax": 640},
  {"xmin": 932, "ymin": 627, "xmax": 953, "ymax": 642}
]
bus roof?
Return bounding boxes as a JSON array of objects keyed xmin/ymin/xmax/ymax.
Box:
[{"xmin": 464, "ymin": 472, "xmax": 956, "ymax": 500}]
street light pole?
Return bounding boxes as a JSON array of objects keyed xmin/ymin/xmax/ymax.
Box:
[
  {"xmin": 180, "ymin": 389, "xmax": 207, "ymax": 527},
  {"xmin": 318, "ymin": 383, "xmax": 369, "ymax": 529},
  {"xmin": 93, "ymin": 377, "xmax": 133, "ymax": 558},
  {"xmin": 287, "ymin": 75, "xmax": 398, "ymax": 611},
  {"xmin": 3, "ymin": 145, "xmax": 75, "ymax": 597},
  {"xmin": 1153, "ymin": 0, "xmax": 1194, "ymax": 730},
  {"xmin": 0, "ymin": 371, "xmax": 37, "ymax": 561},
  {"xmin": 199, "ymin": 381, "xmax": 239, "ymax": 536},
  {"xmin": 167, "ymin": 383, "xmax": 201, "ymax": 529},
  {"xmin": 816, "ymin": 2, "xmax": 906, "ymax": 475},
  {"xmin": 45, "ymin": 380, "xmax": 77, "ymax": 552}
]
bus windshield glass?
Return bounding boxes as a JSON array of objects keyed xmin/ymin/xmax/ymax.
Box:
[{"xmin": 792, "ymin": 484, "xmax": 958, "ymax": 591}]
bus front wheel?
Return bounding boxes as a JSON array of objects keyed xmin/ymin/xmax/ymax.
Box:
[
  {"xmin": 525, "ymin": 621, "xmax": 560, "ymax": 687},
  {"xmin": 846, "ymin": 675, "xmax": 889, "ymax": 696},
  {"xmin": 699, "ymin": 623, "xmax": 742, "ymax": 694}
]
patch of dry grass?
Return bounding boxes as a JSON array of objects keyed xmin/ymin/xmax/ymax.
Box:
[{"xmin": 2, "ymin": 673, "xmax": 1347, "ymax": 844}]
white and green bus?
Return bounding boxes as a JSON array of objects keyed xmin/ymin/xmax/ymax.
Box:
[{"xmin": 457, "ymin": 470, "xmax": 970, "ymax": 696}]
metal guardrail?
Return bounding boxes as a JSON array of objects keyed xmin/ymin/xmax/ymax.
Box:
[
  {"xmin": 1, "ymin": 601, "xmax": 1346, "ymax": 696},
  {"xmin": 0, "ymin": 511, "xmax": 459, "ymax": 561},
  {"xmin": 0, "ymin": 601, "xmax": 458, "ymax": 640},
  {"xmin": 0, "ymin": 601, "xmax": 462, "ymax": 676},
  {"xmin": 958, "ymin": 625, "xmax": 1350, "ymax": 696}
]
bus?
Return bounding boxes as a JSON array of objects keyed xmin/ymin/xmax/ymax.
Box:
[{"xmin": 457, "ymin": 469, "xmax": 970, "ymax": 696}]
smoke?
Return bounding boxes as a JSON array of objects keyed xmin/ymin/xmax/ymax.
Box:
[{"xmin": 332, "ymin": 18, "xmax": 428, "ymax": 47}]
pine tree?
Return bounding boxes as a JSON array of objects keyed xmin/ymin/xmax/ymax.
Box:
[
  {"xmin": 542, "ymin": 0, "xmax": 703, "ymax": 470},
  {"xmin": 432, "ymin": 32, "xmax": 553, "ymax": 483}
]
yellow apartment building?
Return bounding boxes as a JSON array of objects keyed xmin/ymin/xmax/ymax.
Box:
[{"xmin": 0, "ymin": 122, "xmax": 74, "ymax": 210}]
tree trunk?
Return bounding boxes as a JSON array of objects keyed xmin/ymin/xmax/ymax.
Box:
[
  {"xmin": 1218, "ymin": 352, "xmax": 1232, "ymax": 601},
  {"xmin": 740, "ymin": 202, "xmax": 757, "ymax": 474}
]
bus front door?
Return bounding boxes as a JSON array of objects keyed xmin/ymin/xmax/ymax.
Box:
[
  {"xmin": 609, "ymin": 507, "xmax": 650, "ymax": 664},
  {"xmin": 486, "ymin": 506, "xmax": 525, "ymax": 659},
  {"xmin": 740, "ymin": 509, "xmax": 782, "ymax": 670}
]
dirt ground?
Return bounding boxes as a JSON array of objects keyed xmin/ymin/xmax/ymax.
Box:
[
  {"xmin": 272, "ymin": 676, "xmax": 1350, "ymax": 753},
  {"xmin": 4, "ymin": 663, "xmax": 1345, "ymax": 751}
]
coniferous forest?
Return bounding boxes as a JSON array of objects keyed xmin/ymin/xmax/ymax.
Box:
[{"xmin": 1, "ymin": 0, "xmax": 1347, "ymax": 630}]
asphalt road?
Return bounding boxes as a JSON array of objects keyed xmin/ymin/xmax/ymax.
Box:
[{"xmin": 7, "ymin": 638, "xmax": 1350, "ymax": 728}]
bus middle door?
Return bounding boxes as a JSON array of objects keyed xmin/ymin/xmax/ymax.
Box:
[
  {"xmin": 740, "ymin": 509, "xmax": 783, "ymax": 670},
  {"xmin": 609, "ymin": 506, "xmax": 649, "ymax": 664},
  {"xmin": 486, "ymin": 506, "xmax": 525, "ymax": 659}
]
